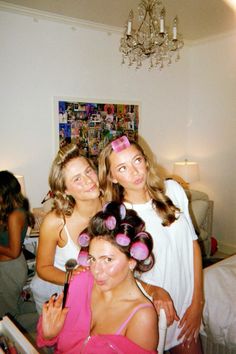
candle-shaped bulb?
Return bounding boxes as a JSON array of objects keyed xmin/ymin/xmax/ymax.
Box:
[
  {"xmin": 127, "ymin": 10, "xmax": 133, "ymax": 35},
  {"xmin": 173, "ymin": 16, "xmax": 178, "ymax": 40},
  {"xmin": 160, "ymin": 8, "xmax": 165, "ymax": 34}
]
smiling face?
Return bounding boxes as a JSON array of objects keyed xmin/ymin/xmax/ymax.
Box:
[
  {"xmin": 64, "ymin": 157, "xmax": 100, "ymax": 201},
  {"xmin": 109, "ymin": 144, "xmax": 148, "ymax": 194},
  {"xmin": 88, "ymin": 238, "xmax": 134, "ymax": 291}
]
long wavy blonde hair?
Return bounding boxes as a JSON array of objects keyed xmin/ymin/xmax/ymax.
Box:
[
  {"xmin": 98, "ymin": 139, "xmax": 179, "ymax": 226},
  {"xmin": 49, "ymin": 144, "xmax": 96, "ymax": 217}
]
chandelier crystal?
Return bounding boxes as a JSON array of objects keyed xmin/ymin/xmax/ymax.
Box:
[{"xmin": 119, "ymin": 0, "xmax": 184, "ymax": 70}]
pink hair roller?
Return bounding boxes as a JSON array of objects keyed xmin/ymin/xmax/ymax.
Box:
[
  {"xmin": 105, "ymin": 215, "xmax": 116, "ymax": 230},
  {"xmin": 130, "ymin": 242, "xmax": 149, "ymax": 261},
  {"xmin": 78, "ymin": 233, "xmax": 90, "ymax": 247},
  {"xmin": 119, "ymin": 204, "xmax": 126, "ymax": 219},
  {"xmin": 77, "ymin": 250, "xmax": 89, "ymax": 266},
  {"xmin": 116, "ymin": 233, "xmax": 131, "ymax": 246},
  {"xmin": 111, "ymin": 136, "xmax": 130, "ymax": 153},
  {"xmin": 136, "ymin": 231, "xmax": 149, "ymax": 238}
]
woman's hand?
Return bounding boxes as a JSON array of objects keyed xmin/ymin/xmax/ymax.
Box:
[
  {"xmin": 42, "ymin": 293, "xmax": 69, "ymax": 340},
  {"xmin": 177, "ymin": 299, "xmax": 204, "ymax": 346},
  {"xmin": 152, "ymin": 287, "xmax": 179, "ymax": 326},
  {"xmin": 72, "ymin": 265, "xmax": 90, "ymax": 276}
]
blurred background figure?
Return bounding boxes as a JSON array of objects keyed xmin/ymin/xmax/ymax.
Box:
[{"xmin": 0, "ymin": 170, "xmax": 38, "ymax": 331}]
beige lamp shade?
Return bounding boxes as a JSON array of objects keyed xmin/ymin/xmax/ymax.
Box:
[
  {"xmin": 173, "ymin": 160, "xmax": 200, "ymax": 184},
  {"xmin": 15, "ymin": 175, "xmax": 26, "ymax": 196}
]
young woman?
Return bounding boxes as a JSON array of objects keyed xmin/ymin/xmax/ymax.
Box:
[
  {"xmin": 0, "ymin": 171, "xmax": 35, "ymax": 319},
  {"xmin": 37, "ymin": 202, "xmax": 158, "ymax": 353},
  {"xmin": 98, "ymin": 136, "xmax": 203, "ymax": 354},
  {"xmin": 30, "ymin": 144, "xmax": 102, "ymax": 313},
  {"xmin": 31, "ymin": 143, "xmax": 177, "ymax": 323}
]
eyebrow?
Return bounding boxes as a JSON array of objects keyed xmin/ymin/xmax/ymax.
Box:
[
  {"xmin": 71, "ymin": 164, "xmax": 92, "ymax": 180},
  {"xmin": 114, "ymin": 153, "xmax": 142, "ymax": 168},
  {"xmin": 88, "ymin": 254, "xmax": 115, "ymax": 260}
]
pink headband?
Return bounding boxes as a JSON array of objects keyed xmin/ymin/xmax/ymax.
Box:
[{"xmin": 111, "ymin": 136, "xmax": 130, "ymax": 153}]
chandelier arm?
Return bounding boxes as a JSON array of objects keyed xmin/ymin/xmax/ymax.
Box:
[
  {"xmin": 149, "ymin": 12, "xmax": 158, "ymax": 34},
  {"xmin": 137, "ymin": 10, "xmax": 148, "ymax": 32},
  {"xmin": 125, "ymin": 42, "xmax": 156, "ymax": 57}
]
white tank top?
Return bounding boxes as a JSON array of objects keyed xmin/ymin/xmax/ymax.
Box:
[{"xmin": 54, "ymin": 224, "xmax": 81, "ymax": 271}]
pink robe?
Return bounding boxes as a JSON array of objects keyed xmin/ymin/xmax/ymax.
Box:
[{"xmin": 37, "ymin": 271, "xmax": 157, "ymax": 353}]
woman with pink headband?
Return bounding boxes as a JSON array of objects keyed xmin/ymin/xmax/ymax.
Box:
[
  {"xmin": 98, "ymin": 136, "xmax": 203, "ymax": 354},
  {"xmin": 37, "ymin": 202, "xmax": 158, "ymax": 353}
]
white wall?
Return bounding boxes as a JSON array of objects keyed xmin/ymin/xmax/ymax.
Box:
[
  {"xmin": 187, "ymin": 33, "xmax": 236, "ymax": 252},
  {"xmin": 0, "ymin": 8, "xmax": 235, "ymax": 251}
]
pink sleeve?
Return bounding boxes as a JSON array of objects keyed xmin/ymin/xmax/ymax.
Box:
[{"xmin": 36, "ymin": 271, "xmax": 93, "ymax": 351}]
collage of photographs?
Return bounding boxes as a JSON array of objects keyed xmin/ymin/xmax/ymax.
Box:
[{"xmin": 58, "ymin": 100, "xmax": 139, "ymax": 164}]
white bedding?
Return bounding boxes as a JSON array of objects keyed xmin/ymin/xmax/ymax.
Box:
[{"xmin": 200, "ymin": 255, "xmax": 236, "ymax": 349}]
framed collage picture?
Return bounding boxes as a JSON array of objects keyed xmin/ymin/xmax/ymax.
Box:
[{"xmin": 54, "ymin": 97, "xmax": 140, "ymax": 165}]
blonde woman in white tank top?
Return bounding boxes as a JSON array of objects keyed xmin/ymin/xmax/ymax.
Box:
[{"xmin": 30, "ymin": 144, "xmax": 102, "ymax": 313}]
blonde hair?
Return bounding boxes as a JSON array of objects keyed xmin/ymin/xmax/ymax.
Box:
[
  {"xmin": 98, "ymin": 139, "xmax": 179, "ymax": 226},
  {"xmin": 49, "ymin": 144, "xmax": 96, "ymax": 217}
]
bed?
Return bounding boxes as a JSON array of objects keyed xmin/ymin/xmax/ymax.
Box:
[{"xmin": 200, "ymin": 254, "xmax": 236, "ymax": 354}]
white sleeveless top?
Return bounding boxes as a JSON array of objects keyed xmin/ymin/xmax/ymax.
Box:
[
  {"xmin": 30, "ymin": 223, "xmax": 81, "ymax": 313},
  {"xmin": 54, "ymin": 224, "xmax": 81, "ymax": 270},
  {"xmin": 125, "ymin": 180, "xmax": 198, "ymax": 350}
]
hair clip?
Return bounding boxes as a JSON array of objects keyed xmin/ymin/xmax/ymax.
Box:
[
  {"xmin": 116, "ymin": 233, "xmax": 131, "ymax": 246},
  {"xmin": 111, "ymin": 136, "xmax": 130, "ymax": 153},
  {"xmin": 77, "ymin": 250, "xmax": 89, "ymax": 266},
  {"xmin": 130, "ymin": 242, "xmax": 149, "ymax": 261},
  {"xmin": 78, "ymin": 233, "xmax": 90, "ymax": 247},
  {"xmin": 105, "ymin": 215, "xmax": 116, "ymax": 230}
]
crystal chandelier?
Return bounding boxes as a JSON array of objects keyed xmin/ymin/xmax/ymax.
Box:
[{"xmin": 119, "ymin": 0, "xmax": 184, "ymax": 69}]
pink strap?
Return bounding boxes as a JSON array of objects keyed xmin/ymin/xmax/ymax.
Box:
[{"xmin": 116, "ymin": 303, "xmax": 153, "ymax": 335}]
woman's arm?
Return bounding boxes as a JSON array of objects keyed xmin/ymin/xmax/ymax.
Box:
[
  {"xmin": 0, "ymin": 210, "xmax": 25, "ymax": 260},
  {"xmin": 137, "ymin": 279, "xmax": 179, "ymax": 326},
  {"xmin": 177, "ymin": 240, "xmax": 204, "ymax": 344},
  {"xmin": 36, "ymin": 213, "xmax": 67, "ymax": 285}
]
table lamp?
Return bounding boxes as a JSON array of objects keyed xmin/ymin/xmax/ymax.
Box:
[
  {"xmin": 173, "ymin": 159, "xmax": 200, "ymax": 186},
  {"xmin": 15, "ymin": 175, "xmax": 26, "ymax": 196}
]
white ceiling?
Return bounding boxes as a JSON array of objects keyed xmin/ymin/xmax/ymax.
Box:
[{"xmin": 1, "ymin": 0, "xmax": 236, "ymax": 41}]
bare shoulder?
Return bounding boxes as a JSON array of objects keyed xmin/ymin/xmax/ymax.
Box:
[
  {"xmin": 39, "ymin": 210, "xmax": 64, "ymax": 241},
  {"xmin": 8, "ymin": 209, "xmax": 25, "ymax": 224},
  {"xmin": 41, "ymin": 210, "xmax": 63, "ymax": 229},
  {"xmin": 126, "ymin": 302, "xmax": 158, "ymax": 350},
  {"xmin": 133, "ymin": 303, "xmax": 157, "ymax": 326}
]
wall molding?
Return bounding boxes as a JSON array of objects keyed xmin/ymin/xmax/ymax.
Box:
[
  {"xmin": 218, "ymin": 241, "xmax": 236, "ymax": 255},
  {"xmin": 0, "ymin": 0, "xmax": 122, "ymax": 34}
]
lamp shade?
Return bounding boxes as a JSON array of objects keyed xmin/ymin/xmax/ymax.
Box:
[
  {"xmin": 15, "ymin": 175, "xmax": 26, "ymax": 196},
  {"xmin": 173, "ymin": 160, "xmax": 200, "ymax": 184}
]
